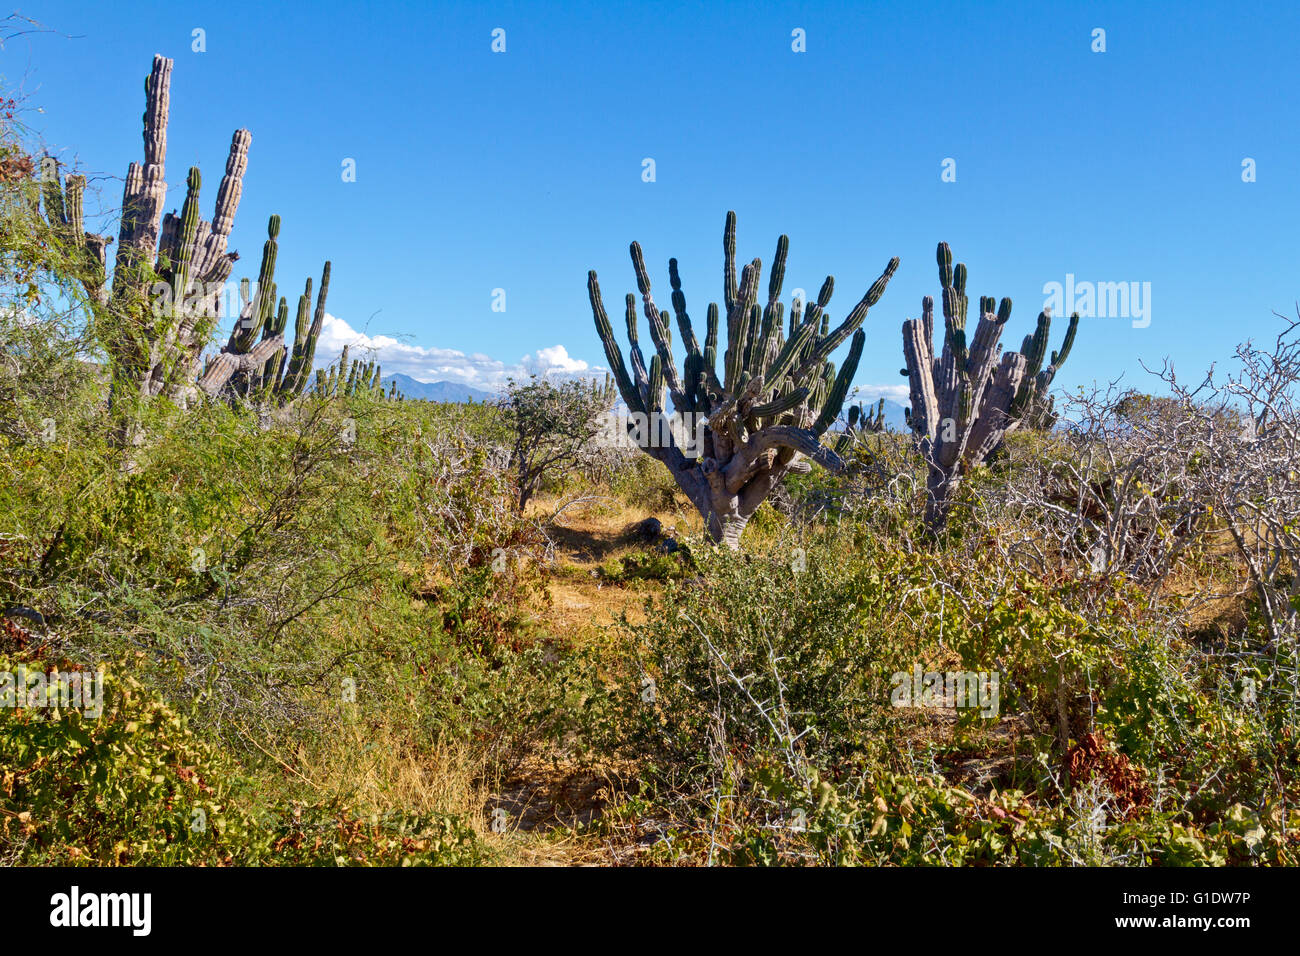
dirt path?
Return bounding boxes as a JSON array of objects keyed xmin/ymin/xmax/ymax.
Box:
[{"xmin": 486, "ymin": 495, "xmax": 691, "ymax": 863}]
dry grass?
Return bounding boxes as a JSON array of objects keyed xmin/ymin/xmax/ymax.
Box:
[
  {"xmin": 524, "ymin": 492, "xmax": 698, "ymax": 641},
  {"xmin": 300, "ymin": 718, "xmax": 498, "ymax": 827}
]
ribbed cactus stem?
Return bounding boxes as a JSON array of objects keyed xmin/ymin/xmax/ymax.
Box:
[
  {"xmin": 276, "ymin": 262, "xmax": 330, "ymax": 399},
  {"xmin": 751, "ymin": 386, "xmax": 809, "ymax": 419},
  {"xmin": 171, "ymin": 167, "xmax": 202, "ymax": 308},
  {"xmin": 588, "ymin": 271, "xmax": 644, "ymax": 414},
  {"xmin": 901, "ymin": 241, "xmax": 1078, "ymax": 530}
]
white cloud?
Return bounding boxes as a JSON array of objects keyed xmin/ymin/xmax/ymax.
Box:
[
  {"xmin": 850, "ymin": 383, "xmax": 910, "ymax": 405},
  {"xmin": 522, "ymin": 344, "xmax": 589, "ymax": 377},
  {"xmin": 315, "ymin": 314, "xmax": 597, "ymax": 391}
]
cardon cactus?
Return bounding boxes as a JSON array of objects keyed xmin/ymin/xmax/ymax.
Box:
[
  {"xmin": 901, "ymin": 242, "xmax": 1079, "ymax": 529},
  {"xmin": 588, "ymin": 210, "xmax": 899, "ymax": 549},
  {"xmin": 310, "ymin": 339, "xmax": 392, "ymax": 400},
  {"xmin": 36, "ymin": 55, "xmax": 330, "ymax": 406},
  {"xmin": 834, "ymin": 397, "xmax": 887, "ymax": 455}
]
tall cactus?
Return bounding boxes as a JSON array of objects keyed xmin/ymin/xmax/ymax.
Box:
[
  {"xmin": 277, "ymin": 262, "xmax": 330, "ymax": 399},
  {"xmin": 901, "ymin": 242, "xmax": 1079, "ymax": 529},
  {"xmin": 588, "ymin": 210, "xmax": 899, "ymax": 549},
  {"xmin": 36, "ymin": 55, "xmax": 330, "ymax": 406},
  {"xmin": 1014, "ymin": 309, "xmax": 1078, "ymax": 431}
]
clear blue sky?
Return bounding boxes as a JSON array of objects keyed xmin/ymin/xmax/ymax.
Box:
[{"xmin": 9, "ymin": 0, "xmax": 1300, "ymax": 397}]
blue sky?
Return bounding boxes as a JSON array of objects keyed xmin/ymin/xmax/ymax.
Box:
[{"xmin": 9, "ymin": 0, "xmax": 1300, "ymax": 400}]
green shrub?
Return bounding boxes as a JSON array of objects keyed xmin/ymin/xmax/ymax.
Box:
[{"xmin": 0, "ymin": 647, "xmax": 488, "ymax": 865}]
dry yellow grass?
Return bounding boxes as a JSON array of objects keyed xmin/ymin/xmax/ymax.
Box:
[
  {"xmin": 298, "ymin": 718, "xmax": 497, "ymax": 827},
  {"xmin": 523, "ymin": 492, "xmax": 698, "ymax": 641}
]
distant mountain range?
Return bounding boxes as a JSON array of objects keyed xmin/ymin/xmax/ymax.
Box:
[
  {"xmin": 380, "ymin": 374, "xmax": 495, "ymax": 403},
  {"xmin": 379, "ymin": 373, "xmax": 911, "ymax": 426}
]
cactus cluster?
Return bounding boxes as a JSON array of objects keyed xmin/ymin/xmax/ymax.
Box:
[
  {"xmin": 589, "ymin": 211, "xmax": 898, "ymax": 548},
  {"xmin": 311, "ymin": 343, "xmax": 388, "ymax": 400},
  {"xmin": 37, "ymin": 55, "xmax": 330, "ymax": 406},
  {"xmin": 901, "ymin": 242, "xmax": 1078, "ymax": 529},
  {"xmin": 833, "ymin": 397, "xmax": 887, "ymax": 455}
]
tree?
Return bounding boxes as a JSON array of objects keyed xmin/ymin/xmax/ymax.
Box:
[{"xmin": 501, "ymin": 375, "xmax": 615, "ymax": 513}]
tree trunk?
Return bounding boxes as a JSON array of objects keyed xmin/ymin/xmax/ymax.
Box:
[
  {"xmin": 705, "ymin": 507, "xmax": 749, "ymax": 550},
  {"xmin": 924, "ymin": 464, "xmax": 959, "ymax": 532}
]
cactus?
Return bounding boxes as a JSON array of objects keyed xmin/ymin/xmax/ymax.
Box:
[
  {"xmin": 307, "ymin": 339, "xmax": 395, "ymax": 401},
  {"xmin": 36, "ymin": 55, "xmax": 330, "ymax": 406},
  {"xmin": 901, "ymin": 242, "xmax": 1078, "ymax": 529},
  {"xmin": 834, "ymin": 397, "xmax": 887, "ymax": 455},
  {"xmin": 276, "ymin": 262, "xmax": 331, "ymax": 399},
  {"xmin": 588, "ymin": 210, "xmax": 898, "ymax": 548}
]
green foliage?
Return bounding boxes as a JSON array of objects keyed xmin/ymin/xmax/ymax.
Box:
[
  {"xmin": 597, "ymin": 549, "xmax": 686, "ymax": 584},
  {"xmin": 563, "ymin": 532, "xmax": 1300, "ymax": 865},
  {"xmin": 0, "ymin": 646, "xmax": 487, "ymax": 865}
]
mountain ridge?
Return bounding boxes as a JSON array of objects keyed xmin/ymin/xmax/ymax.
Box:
[{"xmin": 380, "ymin": 373, "xmax": 495, "ymax": 403}]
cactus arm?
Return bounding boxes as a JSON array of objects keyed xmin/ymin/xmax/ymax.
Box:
[
  {"xmin": 629, "ymin": 241, "xmax": 686, "ymax": 407},
  {"xmin": 790, "ymin": 256, "xmax": 898, "ymax": 384},
  {"xmin": 723, "ymin": 209, "xmax": 738, "ymax": 314},
  {"xmin": 667, "ymin": 257, "xmax": 702, "ymax": 358},
  {"xmin": 750, "ymin": 386, "xmax": 809, "ymax": 419},
  {"xmin": 813, "ymin": 328, "xmax": 865, "ymax": 435},
  {"xmin": 112, "ymin": 55, "xmax": 172, "ymax": 307},
  {"xmin": 587, "ymin": 270, "xmax": 646, "ymax": 414},
  {"xmin": 277, "ymin": 262, "xmax": 330, "ymax": 398}
]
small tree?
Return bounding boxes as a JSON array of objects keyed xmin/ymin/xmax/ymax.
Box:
[{"xmin": 501, "ymin": 375, "xmax": 615, "ymax": 513}]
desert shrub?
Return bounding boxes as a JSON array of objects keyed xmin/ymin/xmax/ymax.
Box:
[
  {"xmin": 498, "ymin": 376, "xmax": 614, "ymax": 512},
  {"xmin": 559, "ymin": 522, "xmax": 1300, "ymax": 865},
  {"xmin": 0, "ymin": 293, "xmax": 556, "ymax": 855},
  {"xmin": 0, "ymin": 641, "xmax": 488, "ymax": 866}
]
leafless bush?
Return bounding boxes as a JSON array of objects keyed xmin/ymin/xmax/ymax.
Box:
[
  {"xmin": 951, "ymin": 315, "xmax": 1300, "ymax": 647},
  {"xmin": 1168, "ymin": 315, "xmax": 1300, "ymax": 644},
  {"xmin": 962, "ymin": 385, "xmax": 1215, "ymax": 590}
]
